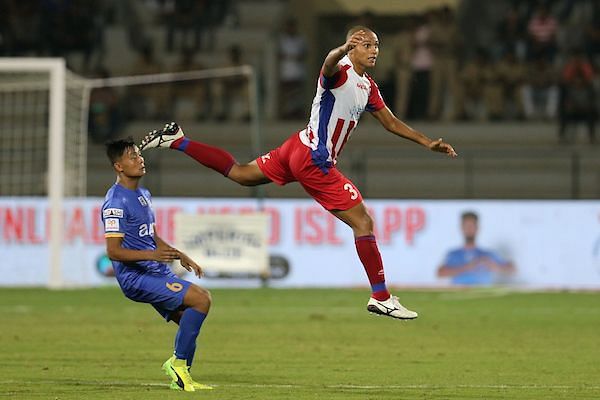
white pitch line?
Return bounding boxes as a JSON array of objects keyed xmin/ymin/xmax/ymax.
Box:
[
  {"xmin": 220, "ymin": 383, "xmax": 600, "ymax": 390},
  {"xmin": 2, "ymin": 380, "xmax": 599, "ymax": 391},
  {"xmin": 436, "ymin": 289, "xmax": 515, "ymax": 301}
]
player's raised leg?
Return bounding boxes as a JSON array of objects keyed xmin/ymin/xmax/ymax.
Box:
[
  {"xmin": 139, "ymin": 122, "xmax": 271, "ymax": 186},
  {"xmin": 332, "ymin": 202, "xmax": 418, "ymax": 320},
  {"xmin": 163, "ymin": 285, "xmax": 213, "ymax": 391}
]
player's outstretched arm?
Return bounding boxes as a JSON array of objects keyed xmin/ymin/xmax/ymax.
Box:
[
  {"xmin": 322, "ymin": 29, "xmax": 365, "ymax": 77},
  {"xmin": 371, "ymin": 106, "xmax": 458, "ymax": 157},
  {"xmin": 106, "ymin": 236, "xmax": 179, "ymax": 263}
]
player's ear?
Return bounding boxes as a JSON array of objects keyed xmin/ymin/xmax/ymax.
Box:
[{"xmin": 113, "ymin": 161, "xmax": 123, "ymax": 173}]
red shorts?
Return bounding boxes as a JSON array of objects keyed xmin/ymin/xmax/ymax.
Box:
[{"xmin": 256, "ymin": 132, "xmax": 363, "ymax": 211}]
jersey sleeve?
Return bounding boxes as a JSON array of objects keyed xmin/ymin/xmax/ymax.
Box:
[
  {"xmin": 319, "ymin": 64, "xmax": 351, "ymax": 89},
  {"xmin": 101, "ymin": 197, "xmax": 126, "ymax": 239},
  {"xmin": 443, "ymin": 249, "xmax": 463, "ymax": 267},
  {"xmin": 365, "ymin": 75, "xmax": 386, "ymax": 112},
  {"xmin": 141, "ymin": 188, "xmax": 153, "ymax": 207}
]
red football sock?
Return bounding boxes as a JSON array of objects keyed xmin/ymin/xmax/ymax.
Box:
[
  {"xmin": 355, "ymin": 235, "xmax": 390, "ymax": 301},
  {"xmin": 172, "ymin": 137, "xmax": 236, "ymax": 176}
]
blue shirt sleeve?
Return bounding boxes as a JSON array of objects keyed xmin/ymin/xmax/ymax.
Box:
[
  {"xmin": 443, "ymin": 249, "xmax": 466, "ymax": 267},
  {"xmin": 101, "ymin": 195, "xmax": 127, "ymax": 238}
]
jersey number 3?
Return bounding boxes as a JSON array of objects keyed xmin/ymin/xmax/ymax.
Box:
[{"xmin": 343, "ymin": 183, "xmax": 358, "ymax": 200}]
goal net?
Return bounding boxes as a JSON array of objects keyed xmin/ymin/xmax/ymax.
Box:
[
  {"xmin": 0, "ymin": 59, "xmax": 88, "ymax": 197},
  {"xmin": 0, "ymin": 58, "xmax": 88, "ymax": 288},
  {"xmin": 0, "ymin": 57, "xmax": 261, "ymax": 288}
]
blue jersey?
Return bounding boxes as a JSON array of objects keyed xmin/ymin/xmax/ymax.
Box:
[
  {"xmin": 101, "ymin": 183, "xmax": 171, "ymax": 282},
  {"xmin": 101, "ymin": 183, "xmax": 191, "ymax": 321},
  {"xmin": 442, "ymin": 247, "xmax": 508, "ymax": 285}
]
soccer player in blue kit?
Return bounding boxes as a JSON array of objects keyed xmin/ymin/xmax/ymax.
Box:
[{"xmin": 101, "ymin": 137, "xmax": 212, "ymax": 392}]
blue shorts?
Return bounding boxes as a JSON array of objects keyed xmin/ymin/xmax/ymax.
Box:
[{"xmin": 118, "ymin": 269, "xmax": 191, "ymax": 321}]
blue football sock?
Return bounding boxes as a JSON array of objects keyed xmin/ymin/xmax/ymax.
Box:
[
  {"xmin": 174, "ymin": 308, "xmax": 206, "ymax": 361},
  {"xmin": 173, "ymin": 328, "xmax": 193, "ymax": 364},
  {"xmin": 173, "ymin": 328, "xmax": 180, "ymax": 353},
  {"xmin": 187, "ymin": 343, "xmax": 196, "ymax": 368}
]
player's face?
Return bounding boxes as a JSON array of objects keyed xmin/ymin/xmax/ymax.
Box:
[
  {"xmin": 116, "ymin": 146, "xmax": 146, "ymax": 178},
  {"xmin": 354, "ymin": 31, "xmax": 379, "ymax": 68}
]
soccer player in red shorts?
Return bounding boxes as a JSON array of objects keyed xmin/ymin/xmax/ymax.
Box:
[{"xmin": 140, "ymin": 26, "xmax": 457, "ymax": 320}]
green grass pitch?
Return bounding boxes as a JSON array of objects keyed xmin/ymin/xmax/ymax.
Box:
[{"xmin": 1, "ymin": 287, "xmax": 599, "ymax": 399}]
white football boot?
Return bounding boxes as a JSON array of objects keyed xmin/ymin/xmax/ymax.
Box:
[
  {"xmin": 367, "ymin": 295, "xmax": 418, "ymax": 320},
  {"xmin": 139, "ymin": 122, "xmax": 184, "ymax": 151}
]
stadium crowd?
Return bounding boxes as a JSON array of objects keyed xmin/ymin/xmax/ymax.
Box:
[
  {"xmin": 361, "ymin": 0, "xmax": 598, "ymax": 144},
  {"xmin": 0, "ymin": 0, "xmax": 597, "ymax": 142}
]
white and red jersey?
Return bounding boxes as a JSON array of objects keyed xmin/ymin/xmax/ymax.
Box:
[{"xmin": 299, "ymin": 55, "xmax": 386, "ymax": 173}]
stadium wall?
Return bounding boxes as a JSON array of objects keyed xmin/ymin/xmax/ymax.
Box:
[{"xmin": 0, "ymin": 198, "xmax": 599, "ymax": 289}]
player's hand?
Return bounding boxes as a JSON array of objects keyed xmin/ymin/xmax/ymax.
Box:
[
  {"xmin": 479, "ymin": 256, "xmax": 503, "ymax": 272},
  {"xmin": 428, "ymin": 138, "xmax": 458, "ymax": 157},
  {"xmin": 178, "ymin": 252, "xmax": 204, "ymax": 278},
  {"xmin": 153, "ymin": 245, "xmax": 180, "ymax": 263},
  {"xmin": 343, "ymin": 30, "xmax": 365, "ymax": 52}
]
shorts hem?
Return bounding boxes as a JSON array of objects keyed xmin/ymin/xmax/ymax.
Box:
[{"xmin": 256, "ymin": 157, "xmax": 287, "ymax": 186}]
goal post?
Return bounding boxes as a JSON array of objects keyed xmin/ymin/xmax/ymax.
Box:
[
  {"xmin": 0, "ymin": 58, "xmax": 263, "ymax": 288},
  {"xmin": 0, "ymin": 58, "xmax": 68, "ymax": 288},
  {"xmin": 86, "ymin": 64, "xmax": 262, "ymax": 156},
  {"xmin": 0, "ymin": 57, "xmax": 261, "ymax": 288},
  {"xmin": 86, "ymin": 65, "xmax": 266, "ymax": 206},
  {"xmin": 48, "ymin": 59, "xmax": 66, "ymax": 289}
]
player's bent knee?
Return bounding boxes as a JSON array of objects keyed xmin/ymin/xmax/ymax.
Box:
[
  {"xmin": 201, "ymin": 287, "xmax": 212, "ymax": 307},
  {"xmin": 184, "ymin": 285, "xmax": 212, "ymax": 313},
  {"xmin": 364, "ymin": 215, "xmax": 374, "ymax": 232},
  {"xmin": 352, "ymin": 213, "xmax": 374, "ymax": 235}
]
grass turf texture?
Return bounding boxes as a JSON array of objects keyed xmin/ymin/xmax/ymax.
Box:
[{"xmin": 0, "ymin": 288, "xmax": 598, "ymax": 399}]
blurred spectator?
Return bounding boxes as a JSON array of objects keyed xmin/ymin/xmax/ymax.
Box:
[
  {"xmin": 456, "ymin": 49, "xmax": 491, "ymax": 120},
  {"xmin": 527, "ymin": 3, "xmax": 558, "ymax": 62},
  {"xmin": 39, "ymin": 0, "xmax": 101, "ymax": 72},
  {"xmin": 163, "ymin": 0, "xmax": 208, "ymax": 53},
  {"xmin": 170, "ymin": 48, "xmax": 210, "ymax": 121},
  {"xmin": 211, "ymin": 45, "xmax": 250, "ymax": 121},
  {"xmin": 277, "ymin": 18, "xmax": 308, "ymax": 120},
  {"xmin": 583, "ymin": 5, "xmax": 600, "ymax": 63},
  {"xmin": 558, "ymin": 50, "xmax": 596, "ymax": 143},
  {"xmin": 126, "ymin": 44, "xmax": 169, "ymax": 120},
  {"xmin": 407, "ymin": 13, "xmax": 433, "ymax": 120},
  {"xmin": 354, "ymin": 10, "xmax": 376, "ymax": 31},
  {"xmin": 4, "ymin": 0, "xmax": 42, "ymax": 55},
  {"xmin": 0, "ymin": 2, "xmax": 7, "ymax": 55},
  {"xmin": 88, "ymin": 67, "xmax": 121, "ymax": 144},
  {"xmin": 391, "ymin": 19, "xmax": 414, "ymax": 119},
  {"xmin": 495, "ymin": 3, "xmax": 528, "ymax": 61},
  {"xmin": 428, "ymin": 7, "xmax": 460, "ymax": 120},
  {"xmin": 437, "ymin": 211, "xmax": 516, "ymax": 286},
  {"xmin": 203, "ymin": 0, "xmax": 231, "ymax": 51},
  {"xmin": 522, "ymin": 57, "xmax": 559, "ymax": 120},
  {"xmin": 457, "ymin": 0, "xmax": 504, "ymax": 58},
  {"xmin": 480, "ymin": 56, "xmax": 505, "ymax": 120},
  {"xmin": 494, "ymin": 50, "xmax": 526, "ymax": 119},
  {"xmin": 556, "ymin": 0, "xmax": 592, "ymax": 57}
]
